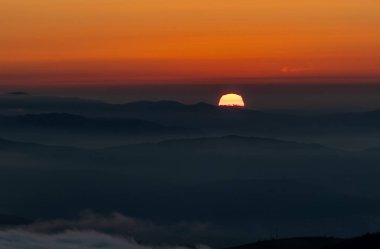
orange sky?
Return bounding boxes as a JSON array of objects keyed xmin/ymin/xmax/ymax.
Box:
[{"xmin": 1, "ymin": 0, "xmax": 380, "ymax": 85}]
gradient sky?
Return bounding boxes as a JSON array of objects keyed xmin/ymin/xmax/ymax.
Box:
[{"xmin": 1, "ymin": 0, "xmax": 380, "ymax": 85}]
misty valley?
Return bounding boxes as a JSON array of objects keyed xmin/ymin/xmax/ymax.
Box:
[{"xmin": 0, "ymin": 94, "xmax": 380, "ymax": 248}]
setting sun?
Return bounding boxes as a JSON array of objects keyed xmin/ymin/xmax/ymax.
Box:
[{"xmin": 218, "ymin": 93, "xmax": 245, "ymax": 107}]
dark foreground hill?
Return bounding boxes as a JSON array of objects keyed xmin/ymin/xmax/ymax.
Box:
[{"xmin": 227, "ymin": 233, "xmax": 380, "ymax": 249}]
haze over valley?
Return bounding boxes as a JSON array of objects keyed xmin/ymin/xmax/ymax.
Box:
[{"xmin": 1, "ymin": 92, "xmax": 380, "ymax": 248}]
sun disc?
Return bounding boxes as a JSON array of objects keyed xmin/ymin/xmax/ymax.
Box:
[{"xmin": 218, "ymin": 93, "xmax": 245, "ymax": 107}]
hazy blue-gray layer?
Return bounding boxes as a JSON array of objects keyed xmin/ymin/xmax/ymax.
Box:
[
  {"xmin": 1, "ymin": 136, "xmax": 380, "ymax": 246},
  {"xmin": 2, "ymin": 96, "xmax": 380, "ymax": 149},
  {"xmin": 2, "ymin": 96, "xmax": 380, "ymax": 246}
]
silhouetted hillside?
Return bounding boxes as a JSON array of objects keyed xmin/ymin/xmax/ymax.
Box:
[
  {"xmin": 335, "ymin": 233, "xmax": 380, "ymax": 249},
  {"xmin": 4, "ymin": 95, "xmax": 380, "ymax": 130},
  {"xmin": 227, "ymin": 233, "xmax": 380, "ymax": 249},
  {"xmin": 228, "ymin": 237, "xmax": 340, "ymax": 249},
  {"xmin": 4, "ymin": 95, "xmax": 380, "ymax": 142},
  {"xmin": 0, "ymin": 95, "xmax": 216, "ymax": 115},
  {"xmin": 120, "ymin": 100, "xmax": 216, "ymax": 112}
]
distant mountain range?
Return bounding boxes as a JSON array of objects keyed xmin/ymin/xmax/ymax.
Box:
[
  {"xmin": 0, "ymin": 94, "xmax": 216, "ymax": 115},
  {"xmin": 2, "ymin": 95, "xmax": 380, "ymax": 135}
]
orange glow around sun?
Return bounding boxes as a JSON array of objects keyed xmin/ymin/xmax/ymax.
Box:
[
  {"xmin": 218, "ymin": 93, "xmax": 245, "ymax": 107},
  {"xmin": 1, "ymin": 0, "xmax": 380, "ymax": 85}
]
